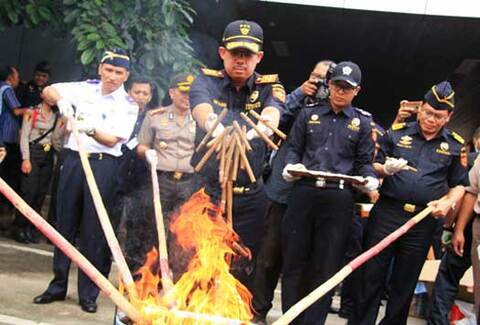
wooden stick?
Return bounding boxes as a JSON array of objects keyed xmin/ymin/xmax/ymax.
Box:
[
  {"xmin": 70, "ymin": 119, "xmax": 138, "ymax": 303},
  {"xmin": 273, "ymin": 205, "xmax": 434, "ymax": 325},
  {"xmin": 226, "ymin": 180, "xmax": 233, "ymax": 227},
  {"xmin": 223, "ymin": 135, "xmax": 237, "ymax": 184},
  {"xmin": 240, "ymin": 113, "xmax": 279, "ymax": 150},
  {"xmin": 248, "ymin": 110, "xmax": 287, "ymax": 140},
  {"xmin": 196, "ymin": 108, "xmax": 228, "ymax": 152},
  {"xmin": 194, "ymin": 130, "xmax": 226, "ymax": 172},
  {"xmin": 232, "ymin": 121, "xmax": 252, "ymax": 151},
  {"xmin": 219, "ymin": 134, "xmax": 227, "ymax": 183},
  {"xmin": 234, "ymin": 133, "xmax": 256, "ymax": 183},
  {"xmin": 0, "ymin": 177, "xmax": 144, "ymax": 323},
  {"xmin": 149, "ymin": 159, "xmax": 174, "ymax": 291},
  {"xmin": 232, "ymin": 145, "xmax": 240, "ymax": 181}
]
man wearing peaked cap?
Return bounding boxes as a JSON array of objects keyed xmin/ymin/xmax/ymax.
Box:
[
  {"xmin": 189, "ymin": 20, "xmax": 286, "ymax": 292},
  {"xmin": 350, "ymin": 80, "xmax": 468, "ymax": 325},
  {"xmin": 281, "ymin": 60, "xmax": 379, "ymax": 324},
  {"xmin": 137, "ymin": 73, "xmax": 197, "ymax": 278},
  {"xmin": 33, "ymin": 48, "xmax": 138, "ymax": 313}
]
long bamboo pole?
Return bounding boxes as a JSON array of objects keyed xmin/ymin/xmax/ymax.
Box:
[
  {"xmin": 70, "ymin": 120, "xmax": 138, "ymax": 302},
  {"xmin": 273, "ymin": 205, "xmax": 434, "ymax": 325},
  {"xmin": 0, "ymin": 177, "xmax": 144, "ymax": 323},
  {"xmin": 149, "ymin": 158, "xmax": 174, "ymax": 291}
]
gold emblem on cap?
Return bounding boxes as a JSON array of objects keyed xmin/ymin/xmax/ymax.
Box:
[
  {"xmin": 249, "ymin": 90, "xmax": 259, "ymax": 103},
  {"xmin": 240, "ymin": 24, "xmax": 251, "ymax": 35},
  {"xmin": 186, "ymin": 75, "xmax": 194, "ymax": 83}
]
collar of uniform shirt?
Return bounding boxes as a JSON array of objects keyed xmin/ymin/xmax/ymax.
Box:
[
  {"xmin": 221, "ymin": 70, "xmax": 256, "ymax": 92},
  {"xmin": 318, "ymin": 103, "xmax": 354, "ymax": 118},
  {"xmin": 96, "ymin": 81, "xmax": 128, "ymax": 99},
  {"xmin": 408, "ymin": 122, "xmax": 450, "ymax": 141}
]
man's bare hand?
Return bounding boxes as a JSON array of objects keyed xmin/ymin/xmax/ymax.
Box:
[
  {"xmin": 301, "ymin": 79, "xmax": 318, "ymax": 97},
  {"xmin": 451, "ymin": 229, "xmax": 465, "ymax": 256},
  {"xmin": 393, "ymin": 100, "xmax": 417, "ymax": 124}
]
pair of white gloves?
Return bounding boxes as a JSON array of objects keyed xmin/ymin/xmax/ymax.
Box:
[
  {"xmin": 205, "ymin": 112, "xmax": 273, "ymax": 140},
  {"xmin": 281, "ymin": 163, "xmax": 380, "ymax": 193},
  {"xmin": 57, "ymin": 98, "xmax": 95, "ymax": 135}
]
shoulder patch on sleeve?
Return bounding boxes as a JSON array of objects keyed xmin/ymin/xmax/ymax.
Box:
[
  {"xmin": 354, "ymin": 107, "xmax": 372, "ymax": 117},
  {"xmin": 391, "ymin": 123, "xmax": 406, "ymax": 131},
  {"xmin": 148, "ymin": 107, "xmax": 166, "ymax": 117},
  {"xmin": 451, "ymin": 131, "xmax": 465, "ymax": 144},
  {"xmin": 255, "ymin": 74, "xmax": 279, "ymax": 84},
  {"xmin": 201, "ymin": 68, "xmax": 224, "ymax": 78}
]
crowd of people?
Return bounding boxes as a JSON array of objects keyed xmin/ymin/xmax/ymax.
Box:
[{"xmin": 1, "ymin": 19, "xmax": 480, "ymax": 325}]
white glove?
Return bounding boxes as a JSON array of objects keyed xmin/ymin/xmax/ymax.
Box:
[
  {"xmin": 246, "ymin": 116, "xmax": 274, "ymax": 141},
  {"xmin": 282, "ymin": 163, "xmax": 306, "ymax": 182},
  {"xmin": 384, "ymin": 158, "xmax": 408, "ymax": 175},
  {"xmin": 205, "ymin": 113, "xmax": 225, "ymax": 138},
  {"xmin": 57, "ymin": 98, "xmax": 75, "ymax": 118},
  {"xmin": 356, "ymin": 176, "xmax": 379, "ymax": 193},
  {"xmin": 145, "ymin": 149, "xmax": 158, "ymax": 166},
  {"xmin": 76, "ymin": 120, "xmax": 95, "ymax": 136}
]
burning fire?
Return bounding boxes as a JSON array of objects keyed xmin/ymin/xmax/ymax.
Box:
[{"xmin": 131, "ymin": 189, "xmax": 253, "ymax": 324}]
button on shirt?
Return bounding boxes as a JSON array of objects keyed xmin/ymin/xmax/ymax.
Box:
[
  {"xmin": 52, "ymin": 80, "xmax": 138, "ymax": 156},
  {"xmin": 376, "ymin": 122, "xmax": 469, "ymax": 206},
  {"xmin": 0, "ymin": 81, "xmax": 22, "ymax": 144},
  {"xmin": 189, "ymin": 70, "xmax": 286, "ymax": 186},
  {"xmin": 138, "ymin": 104, "xmax": 195, "ymax": 173},
  {"xmin": 285, "ymin": 103, "xmax": 376, "ymax": 178}
]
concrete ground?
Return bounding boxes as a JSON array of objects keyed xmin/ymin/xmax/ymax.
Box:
[{"xmin": 0, "ymin": 233, "xmax": 429, "ymax": 325}]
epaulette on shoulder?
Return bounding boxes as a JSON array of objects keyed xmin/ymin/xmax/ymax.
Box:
[
  {"xmin": 24, "ymin": 109, "xmax": 33, "ymax": 121},
  {"xmin": 451, "ymin": 131, "xmax": 465, "ymax": 144},
  {"xmin": 354, "ymin": 107, "xmax": 372, "ymax": 117},
  {"xmin": 86, "ymin": 79, "xmax": 100, "ymax": 84},
  {"xmin": 391, "ymin": 122, "xmax": 406, "ymax": 131},
  {"xmin": 148, "ymin": 107, "xmax": 166, "ymax": 117},
  {"xmin": 201, "ymin": 68, "xmax": 224, "ymax": 78},
  {"xmin": 255, "ymin": 74, "xmax": 279, "ymax": 84}
]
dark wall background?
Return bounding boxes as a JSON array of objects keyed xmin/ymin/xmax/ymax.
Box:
[
  {"xmin": 189, "ymin": 0, "xmax": 480, "ymax": 139},
  {"xmin": 1, "ymin": 0, "xmax": 479, "ymax": 139}
]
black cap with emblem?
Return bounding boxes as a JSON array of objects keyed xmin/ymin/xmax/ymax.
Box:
[
  {"xmin": 100, "ymin": 48, "xmax": 130, "ymax": 70},
  {"xmin": 424, "ymin": 81, "xmax": 455, "ymax": 111},
  {"xmin": 330, "ymin": 61, "xmax": 362, "ymax": 87},
  {"xmin": 222, "ymin": 20, "xmax": 263, "ymax": 54}
]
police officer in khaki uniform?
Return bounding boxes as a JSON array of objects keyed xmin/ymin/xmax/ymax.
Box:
[
  {"xmin": 12, "ymin": 96, "xmax": 59, "ymax": 243},
  {"xmin": 137, "ymin": 73, "xmax": 196, "ymax": 228}
]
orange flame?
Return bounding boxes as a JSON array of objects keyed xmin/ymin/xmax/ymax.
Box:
[{"xmin": 131, "ymin": 189, "xmax": 253, "ymax": 324}]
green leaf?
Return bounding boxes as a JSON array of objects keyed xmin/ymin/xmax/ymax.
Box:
[
  {"xmin": 86, "ymin": 33, "xmax": 100, "ymax": 41},
  {"xmin": 95, "ymin": 39, "xmax": 104, "ymax": 49},
  {"xmin": 7, "ymin": 10, "xmax": 18, "ymax": 24},
  {"xmin": 77, "ymin": 39, "xmax": 91, "ymax": 51},
  {"xmin": 80, "ymin": 48, "xmax": 96, "ymax": 65},
  {"xmin": 64, "ymin": 9, "xmax": 79, "ymax": 23},
  {"xmin": 63, "ymin": 0, "xmax": 76, "ymax": 5}
]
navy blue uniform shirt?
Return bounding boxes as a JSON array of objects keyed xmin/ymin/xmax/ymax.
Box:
[
  {"xmin": 0, "ymin": 81, "xmax": 21, "ymax": 144},
  {"xmin": 376, "ymin": 122, "xmax": 469, "ymax": 206},
  {"xmin": 190, "ymin": 69, "xmax": 286, "ymax": 186},
  {"xmin": 285, "ymin": 103, "xmax": 376, "ymax": 178}
]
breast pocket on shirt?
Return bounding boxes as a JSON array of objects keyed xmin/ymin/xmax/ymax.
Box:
[
  {"xmin": 306, "ymin": 124, "xmax": 325, "ymax": 146},
  {"xmin": 155, "ymin": 124, "xmax": 174, "ymax": 141}
]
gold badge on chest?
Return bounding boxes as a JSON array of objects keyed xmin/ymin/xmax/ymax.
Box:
[
  {"xmin": 436, "ymin": 141, "xmax": 451, "ymax": 155},
  {"xmin": 397, "ymin": 135, "xmax": 413, "ymax": 149},
  {"xmin": 308, "ymin": 114, "xmax": 320, "ymax": 124},
  {"xmin": 347, "ymin": 118, "xmax": 360, "ymax": 132}
]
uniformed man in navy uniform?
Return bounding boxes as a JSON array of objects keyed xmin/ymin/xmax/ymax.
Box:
[
  {"xmin": 281, "ymin": 61, "xmax": 379, "ymax": 324},
  {"xmin": 33, "ymin": 49, "xmax": 138, "ymax": 313},
  {"xmin": 189, "ymin": 20, "xmax": 286, "ymax": 290},
  {"xmin": 349, "ymin": 81, "xmax": 469, "ymax": 325}
]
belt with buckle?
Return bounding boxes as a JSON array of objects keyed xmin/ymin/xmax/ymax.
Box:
[
  {"xmin": 30, "ymin": 143, "xmax": 52, "ymax": 153},
  {"xmin": 66, "ymin": 149, "xmax": 114, "ymax": 161},
  {"xmin": 157, "ymin": 170, "xmax": 193, "ymax": 181},
  {"xmin": 232, "ymin": 181, "xmax": 263, "ymax": 195},
  {"xmin": 299, "ymin": 178, "xmax": 352, "ymax": 190},
  {"xmin": 381, "ymin": 196, "xmax": 426, "ymax": 214}
]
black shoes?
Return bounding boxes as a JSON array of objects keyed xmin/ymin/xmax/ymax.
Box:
[
  {"xmin": 79, "ymin": 299, "xmax": 97, "ymax": 313},
  {"xmin": 33, "ymin": 292, "xmax": 65, "ymax": 304}
]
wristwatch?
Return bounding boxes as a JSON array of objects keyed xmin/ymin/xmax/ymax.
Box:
[{"xmin": 86, "ymin": 128, "xmax": 96, "ymax": 137}]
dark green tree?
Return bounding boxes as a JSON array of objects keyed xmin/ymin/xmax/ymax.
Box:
[{"xmin": 0, "ymin": 0, "xmax": 200, "ymax": 99}]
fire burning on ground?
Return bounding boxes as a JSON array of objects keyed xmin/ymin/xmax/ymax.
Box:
[{"xmin": 130, "ymin": 189, "xmax": 254, "ymax": 324}]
